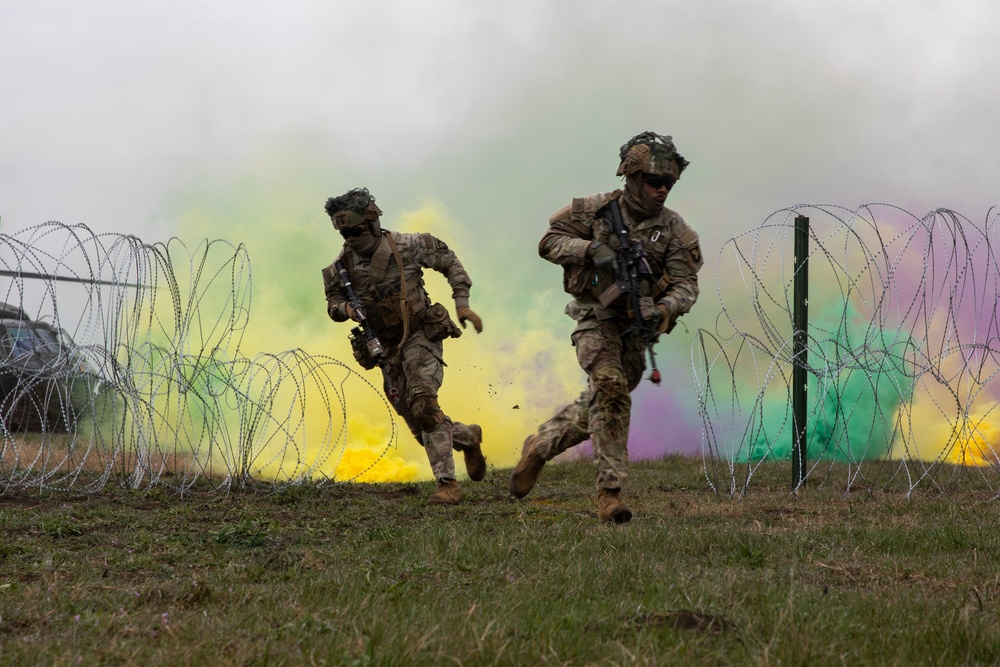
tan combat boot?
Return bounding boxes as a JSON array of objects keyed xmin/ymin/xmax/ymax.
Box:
[
  {"xmin": 509, "ymin": 435, "xmax": 545, "ymax": 499},
  {"xmin": 598, "ymin": 488, "xmax": 632, "ymax": 524},
  {"xmin": 428, "ymin": 479, "xmax": 462, "ymax": 505},
  {"xmin": 462, "ymin": 424, "xmax": 487, "ymax": 482}
]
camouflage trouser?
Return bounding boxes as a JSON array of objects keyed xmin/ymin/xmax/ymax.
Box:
[
  {"xmin": 381, "ymin": 329, "xmax": 479, "ymax": 482},
  {"xmin": 531, "ymin": 318, "xmax": 644, "ymax": 490}
]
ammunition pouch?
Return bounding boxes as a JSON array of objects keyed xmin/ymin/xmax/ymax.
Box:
[
  {"xmin": 563, "ymin": 264, "xmax": 619, "ymax": 301},
  {"xmin": 372, "ymin": 291, "xmax": 405, "ymax": 329},
  {"xmin": 349, "ymin": 327, "xmax": 377, "ymax": 370},
  {"xmin": 565, "ymin": 265, "xmax": 660, "ymax": 312},
  {"xmin": 598, "ymin": 281, "xmax": 627, "ymax": 308},
  {"xmin": 421, "ymin": 302, "xmax": 462, "ymax": 342},
  {"xmin": 562, "ymin": 264, "xmax": 591, "ymax": 298}
]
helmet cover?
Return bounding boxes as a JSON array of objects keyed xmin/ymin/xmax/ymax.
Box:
[{"xmin": 324, "ymin": 187, "xmax": 383, "ymax": 230}]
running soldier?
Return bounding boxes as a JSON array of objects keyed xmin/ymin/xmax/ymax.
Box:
[
  {"xmin": 322, "ymin": 188, "xmax": 486, "ymax": 504},
  {"xmin": 509, "ymin": 132, "xmax": 703, "ymax": 522}
]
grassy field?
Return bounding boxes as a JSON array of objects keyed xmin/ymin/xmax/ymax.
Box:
[{"xmin": 2, "ymin": 455, "xmax": 1000, "ymax": 666}]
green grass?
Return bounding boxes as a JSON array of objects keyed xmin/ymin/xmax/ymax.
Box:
[{"xmin": 3, "ymin": 456, "xmax": 1000, "ymax": 665}]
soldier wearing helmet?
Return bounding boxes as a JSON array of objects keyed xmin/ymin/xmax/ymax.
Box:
[
  {"xmin": 322, "ymin": 188, "xmax": 487, "ymax": 505},
  {"xmin": 510, "ymin": 132, "xmax": 703, "ymax": 523}
]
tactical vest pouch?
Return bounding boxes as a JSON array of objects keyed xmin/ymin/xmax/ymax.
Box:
[
  {"xmin": 373, "ymin": 295, "xmax": 404, "ymax": 329},
  {"xmin": 564, "ymin": 264, "xmax": 621, "ymax": 301},
  {"xmin": 349, "ymin": 328, "xmax": 377, "ymax": 370},
  {"xmin": 422, "ymin": 302, "xmax": 462, "ymax": 342},
  {"xmin": 597, "ymin": 280, "xmax": 627, "ymax": 308},
  {"xmin": 562, "ymin": 265, "xmax": 591, "ymax": 298}
]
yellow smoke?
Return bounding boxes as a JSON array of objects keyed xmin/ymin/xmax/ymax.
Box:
[
  {"xmin": 896, "ymin": 379, "xmax": 1000, "ymax": 467},
  {"xmin": 899, "ymin": 395, "xmax": 1000, "ymax": 467},
  {"xmin": 950, "ymin": 410, "xmax": 1000, "ymax": 467},
  {"xmin": 333, "ymin": 415, "xmax": 422, "ymax": 482},
  {"xmin": 886, "ymin": 319, "xmax": 1000, "ymax": 467}
]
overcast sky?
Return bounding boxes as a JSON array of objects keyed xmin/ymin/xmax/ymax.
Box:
[
  {"xmin": 2, "ymin": 0, "xmax": 998, "ymax": 463},
  {"xmin": 4, "ymin": 1, "xmax": 997, "ymax": 234}
]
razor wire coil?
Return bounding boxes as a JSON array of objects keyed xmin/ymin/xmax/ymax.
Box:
[
  {"xmin": 697, "ymin": 204, "xmax": 1000, "ymax": 496},
  {"xmin": 0, "ymin": 221, "xmax": 396, "ymax": 494}
]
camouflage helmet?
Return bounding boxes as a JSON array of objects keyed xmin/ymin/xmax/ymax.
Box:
[
  {"xmin": 616, "ymin": 131, "xmax": 690, "ymax": 180},
  {"xmin": 324, "ymin": 187, "xmax": 383, "ymax": 230}
]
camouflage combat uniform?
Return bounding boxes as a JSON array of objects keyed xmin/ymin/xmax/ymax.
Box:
[
  {"xmin": 532, "ymin": 189, "xmax": 703, "ymax": 490},
  {"xmin": 322, "ymin": 230, "xmax": 479, "ymax": 481}
]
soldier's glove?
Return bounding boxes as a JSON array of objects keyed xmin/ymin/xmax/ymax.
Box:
[
  {"xmin": 587, "ymin": 242, "xmax": 617, "ymax": 270},
  {"xmin": 345, "ymin": 304, "xmax": 362, "ymax": 322},
  {"xmin": 456, "ymin": 307, "xmax": 483, "ymax": 334},
  {"xmin": 656, "ymin": 303, "xmax": 676, "ymax": 334},
  {"xmin": 638, "ymin": 297, "xmax": 661, "ymax": 323}
]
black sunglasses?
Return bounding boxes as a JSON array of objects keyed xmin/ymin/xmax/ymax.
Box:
[
  {"xmin": 642, "ymin": 174, "xmax": 676, "ymax": 189},
  {"xmin": 339, "ymin": 226, "xmax": 367, "ymax": 238}
]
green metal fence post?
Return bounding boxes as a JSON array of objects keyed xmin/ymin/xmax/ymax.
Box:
[{"xmin": 792, "ymin": 215, "xmax": 809, "ymax": 491}]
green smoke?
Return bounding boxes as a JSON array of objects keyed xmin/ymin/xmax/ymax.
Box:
[{"xmin": 747, "ymin": 299, "xmax": 916, "ymax": 462}]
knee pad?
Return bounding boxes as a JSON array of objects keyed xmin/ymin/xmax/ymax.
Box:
[{"xmin": 410, "ymin": 395, "xmax": 445, "ymax": 432}]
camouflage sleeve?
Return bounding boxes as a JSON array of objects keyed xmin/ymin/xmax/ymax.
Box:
[
  {"xmin": 409, "ymin": 233, "xmax": 473, "ymax": 308},
  {"xmin": 538, "ymin": 202, "xmax": 595, "ymax": 266},
  {"xmin": 657, "ymin": 215, "xmax": 704, "ymax": 321},
  {"xmin": 322, "ymin": 263, "xmax": 352, "ymax": 322}
]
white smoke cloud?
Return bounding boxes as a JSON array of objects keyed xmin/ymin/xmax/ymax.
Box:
[{"xmin": 3, "ymin": 1, "xmax": 996, "ymax": 231}]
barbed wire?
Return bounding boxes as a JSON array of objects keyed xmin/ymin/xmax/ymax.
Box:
[
  {"xmin": 12, "ymin": 206, "xmax": 1000, "ymax": 498},
  {"xmin": 0, "ymin": 221, "xmax": 396, "ymax": 494},
  {"xmin": 696, "ymin": 204, "xmax": 1000, "ymax": 496}
]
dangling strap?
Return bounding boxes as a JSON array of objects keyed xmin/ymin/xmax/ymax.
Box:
[{"xmin": 385, "ymin": 232, "xmax": 410, "ymax": 347}]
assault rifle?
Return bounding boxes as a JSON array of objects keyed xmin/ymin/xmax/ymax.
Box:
[
  {"xmin": 604, "ymin": 199, "xmax": 662, "ymax": 385},
  {"xmin": 334, "ymin": 259, "xmax": 399, "ymax": 402}
]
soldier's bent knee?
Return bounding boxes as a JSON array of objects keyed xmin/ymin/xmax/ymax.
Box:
[
  {"xmin": 592, "ymin": 366, "xmax": 629, "ymax": 397},
  {"xmin": 410, "ymin": 395, "xmax": 445, "ymax": 432}
]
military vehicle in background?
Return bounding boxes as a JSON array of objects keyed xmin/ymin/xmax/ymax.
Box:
[
  {"xmin": 0, "ymin": 268, "xmax": 119, "ymax": 434},
  {"xmin": 0, "ymin": 301, "xmax": 105, "ymax": 432}
]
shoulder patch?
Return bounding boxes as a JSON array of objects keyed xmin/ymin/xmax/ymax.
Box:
[
  {"xmin": 689, "ymin": 245, "xmax": 702, "ymax": 265},
  {"xmin": 419, "ymin": 234, "xmax": 443, "ymax": 250},
  {"xmin": 677, "ymin": 226, "xmax": 700, "ymax": 246},
  {"xmin": 571, "ymin": 198, "xmax": 586, "ymax": 214},
  {"xmin": 549, "ymin": 204, "xmax": 572, "ymax": 224}
]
